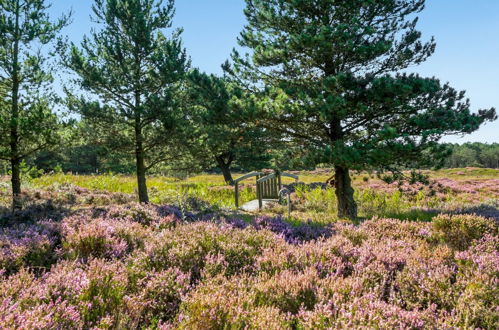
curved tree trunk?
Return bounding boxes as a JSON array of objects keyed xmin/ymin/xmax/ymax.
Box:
[
  {"xmin": 334, "ymin": 165, "xmax": 357, "ymax": 219},
  {"xmin": 220, "ymin": 165, "xmax": 234, "ymax": 185},
  {"xmin": 216, "ymin": 156, "xmax": 234, "ymax": 185}
]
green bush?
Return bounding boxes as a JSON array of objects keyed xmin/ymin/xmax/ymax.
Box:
[{"xmin": 432, "ymin": 214, "xmax": 498, "ymax": 250}]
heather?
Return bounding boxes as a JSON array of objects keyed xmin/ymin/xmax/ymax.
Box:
[
  {"xmin": 1, "ymin": 0, "xmax": 498, "ymax": 327},
  {"xmin": 13, "ymin": 167, "xmax": 499, "ymax": 222},
  {"xmin": 1, "ymin": 169, "xmax": 498, "ymax": 329}
]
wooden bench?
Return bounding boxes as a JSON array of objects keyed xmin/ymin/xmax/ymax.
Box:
[{"xmin": 234, "ymin": 171, "xmax": 299, "ymax": 210}]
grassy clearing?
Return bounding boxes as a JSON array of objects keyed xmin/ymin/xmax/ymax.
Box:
[{"xmin": 1, "ymin": 167, "xmax": 490, "ymax": 223}]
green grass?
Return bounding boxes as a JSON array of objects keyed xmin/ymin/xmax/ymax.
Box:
[
  {"xmin": 1, "ymin": 167, "xmax": 496, "ymax": 224},
  {"xmin": 29, "ymin": 173, "xmax": 255, "ymax": 209},
  {"xmin": 426, "ymin": 168, "xmax": 499, "ymax": 181}
]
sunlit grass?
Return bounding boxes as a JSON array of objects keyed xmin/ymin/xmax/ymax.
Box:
[
  {"xmin": 29, "ymin": 173, "xmax": 255, "ymax": 209},
  {"xmin": 432, "ymin": 167, "xmax": 499, "ymax": 179},
  {"xmin": 0, "ymin": 166, "xmax": 494, "ymax": 223}
]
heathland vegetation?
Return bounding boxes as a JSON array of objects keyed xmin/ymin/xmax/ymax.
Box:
[
  {"xmin": 0, "ymin": 168, "xmax": 498, "ymax": 328},
  {"xmin": 0, "ymin": 0, "xmax": 498, "ymax": 329}
]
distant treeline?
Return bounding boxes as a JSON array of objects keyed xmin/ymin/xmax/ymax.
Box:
[
  {"xmin": 1, "ymin": 142, "xmax": 497, "ymax": 177},
  {"xmin": 443, "ymin": 143, "xmax": 499, "ymax": 169}
]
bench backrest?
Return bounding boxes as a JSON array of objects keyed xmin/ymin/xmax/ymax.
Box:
[{"xmin": 234, "ymin": 171, "xmax": 299, "ymax": 209}]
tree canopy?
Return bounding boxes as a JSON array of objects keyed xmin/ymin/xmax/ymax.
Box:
[
  {"xmin": 0, "ymin": 0, "xmax": 495, "ymax": 212},
  {"xmin": 230, "ymin": 0, "xmax": 497, "ymax": 218},
  {"xmin": 0, "ymin": 0, "xmax": 70, "ymax": 209},
  {"xmin": 186, "ymin": 69, "xmax": 271, "ymax": 184},
  {"xmin": 64, "ymin": 0, "xmax": 190, "ymax": 203}
]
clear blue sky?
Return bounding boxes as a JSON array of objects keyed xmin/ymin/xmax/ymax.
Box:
[{"xmin": 50, "ymin": 0, "xmax": 499, "ymax": 144}]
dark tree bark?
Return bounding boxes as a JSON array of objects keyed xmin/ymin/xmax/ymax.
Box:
[
  {"xmin": 10, "ymin": 1, "xmax": 21, "ymax": 211},
  {"xmin": 10, "ymin": 158, "xmax": 21, "ymax": 210},
  {"xmin": 334, "ymin": 165, "xmax": 358, "ymax": 220},
  {"xmin": 135, "ymin": 121, "xmax": 149, "ymax": 203},
  {"xmin": 329, "ymin": 114, "xmax": 358, "ymax": 220},
  {"xmin": 216, "ymin": 155, "xmax": 234, "ymax": 185}
]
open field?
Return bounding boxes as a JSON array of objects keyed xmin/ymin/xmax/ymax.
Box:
[
  {"xmin": 0, "ymin": 168, "xmax": 498, "ymax": 328},
  {"xmin": 2, "ymin": 167, "xmax": 497, "ymax": 222}
]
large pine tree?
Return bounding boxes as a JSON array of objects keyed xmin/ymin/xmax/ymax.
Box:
[
  {"xmin": 0, "ymin": 0, "xmax": 69, "ymax": 210},
  {"xmin": 65, "ymin": 0, "xmax": 189, "ymax": 203},
  {"xmin": 232, "ymin": 0, "xmax": 496, "ymax": 219}
]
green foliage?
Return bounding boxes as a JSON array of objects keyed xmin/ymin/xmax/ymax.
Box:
[
  {"xmin": 64, "ymin": 0, "xmax": 190, "ymax": 202},
  {"xmin": 380, "ymin": 169, "xmax": 429, "ymax": 185},
  {"xmin": 24, "ymin": 139, "xmax": 499, "ymax": 176},
  {"xmin": 4, "ymin": 160, "xmax": 45, "ymax": 183},
  {"xmin": 185, "ymin": 69, "xmax": 272, "ymax": 183},
  {"xmin": 432, "ymin": 214, "xmax": 498, "ymax": 250},
  {"xmin": 0, "ymin": 0, "xmax": 70, "ymax": 208},
  {"xmin": 445, "ymin": 142, "xmax": 499, "ymax": 169},
  {"xmin": 230, "ymin": 0, "xmax": 497, "ymax": 218}
]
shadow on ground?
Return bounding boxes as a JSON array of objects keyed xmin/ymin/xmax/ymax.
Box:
[
  {"xmin": 385, "ymin": 203, "xmax": 499, "ymax": 223},
  {"xmin": 453, "ymin": 204, "xmax": 499, "ymax": 221},
  {"xmin": 0, "ymin": 199, "xmax": 71, "ymax": 225}
]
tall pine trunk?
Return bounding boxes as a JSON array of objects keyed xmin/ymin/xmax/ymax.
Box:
[
  {"xmin": 216, "ymin": 156, "xmax": 234, "ymax": 185},
  {"xmin": 10, "ymin": 78, "xmax": 22, "ymax": 210},
  {"xmin": 10, "ymin": 1, "xmax": 21, "ymax": 211},
  {"xmin": 334, "ymin": 165, "xmax": 358, "ymax": 220},
  {"xmin": 135, "ymin": 121, "xmax": 149, "ymax": 203},
  {"xmin": 10, "ymin": 158, "xmax": 21, "ymax": 210}
]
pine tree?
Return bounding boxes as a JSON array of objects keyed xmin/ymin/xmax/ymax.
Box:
[
  {"xmin": 232, "ymin": 0, "xmax": 497, "ymax": 219},
  {"xmin": 64, "ymin": 0, "xmax": 189, "ymax": 203},
  {"xmin": 186, "ymin": 69, "xmax": 271, "ymax": 184},
  {"xmin": 0, "ymin": 0, "xmax": 70, "ymax": 210}
]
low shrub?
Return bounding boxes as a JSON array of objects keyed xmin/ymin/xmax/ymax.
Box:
[
  {"xmin": 130, "ymin": 268, "xmax": 191, "ymax": 326},
  {"xmin": 432, "ymin": 214, "xmax": 498, "ymax": 250},
  {"xmin": 133, "ymin": 222, "xmax": 280, "ymax": 282},
  {"xmin": 0, "ymin": 198, "xmax": 497, "ymax": 329},
  {"xmin": 61, "ymin": 216, "xmax": 151, "ymax": 260},
  {"xmin": 0, "ymin": 222, "xmax": 59, "ymax": 274},
  {"xmin": 452, "ymin": 234, "xmax": 499, "ymax": 328},
  {"xmin": 177, "ymin": 274, "xmax": 295, "ymax": 329}
]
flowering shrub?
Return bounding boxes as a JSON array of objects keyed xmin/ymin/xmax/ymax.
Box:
[
  {"xmin": 129, "ymin": 268, "xmax": 191, "ymax": 326},
  {"xmin": 0, "ymin": 222, "xmax": 59, "ymax": 274},
  {"xmin": 176, "ymin": 274, "xmax": 294, "ymax": 329},
  {"xmin": 0, "ymin": 296, "xmax": 82, "ymax": 329},
  {"xmin": 452, "ymin": 234, "xmax": 499, "ymax": 328},
  {"xmin": 134, "ymin": 222, "xmax": 280, "ymax": 281},
  {"xmin": 304, "ymin": 294, "xmax": 440, "ymax": 329},
  {"xmin": 103, "ymin": 203, "xmax": 186, "ymax": 227},
  {"xmin": 0, "ymin": 196, "xmax": 497, "ymax": 329},
  {"xmin": 61, "ymin": 216, "xmax": 151, "ymax": 260},
  {"xmin": 432, "ymin": 214, "xmax": 498, "ymax": 250},
  {"xmin": 0, "ymin": 266, "xmax": 85, "ymax": 329}
]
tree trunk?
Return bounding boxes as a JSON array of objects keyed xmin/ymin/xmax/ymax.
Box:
[
  {"xmin": 135, "ymin": 122, "xmax": 149, "ymax": 203},
  {"xmin": 216, "ymin": 156, "xmax": 234, "ymax": 185},
  {"xmin": 334, "ymin": 165, "xmax": 358, "ymax": 219},
  {"xmin": 220, "ymin": 164, "xmax": 234, "ymax": 185},
  {"xmin": 10, "ymin": 0, "xmax": 21, "ymax": 211},
  {"xmin": 10, "ymin": 158, "xmax": 22, "ymax": 210}
]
